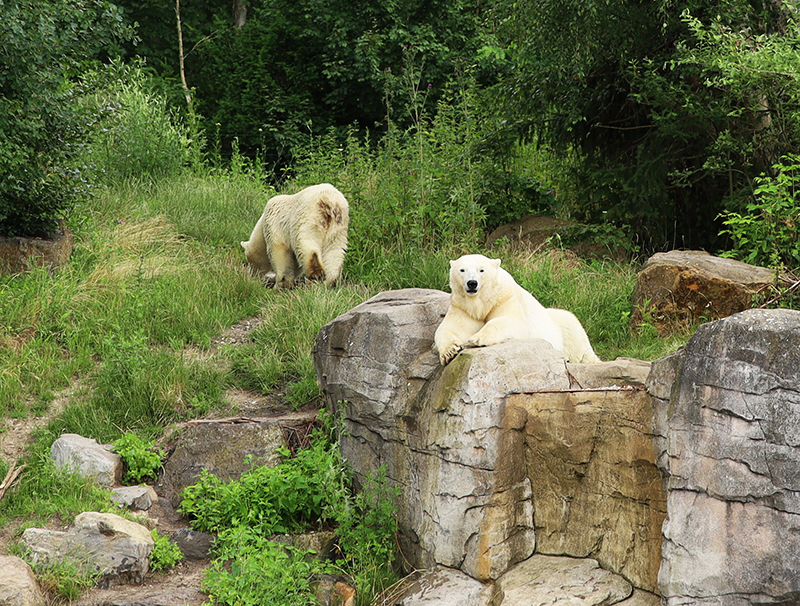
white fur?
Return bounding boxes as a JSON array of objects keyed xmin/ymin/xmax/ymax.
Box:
[
  {"xmin": 434, "ymin": 254, "xmax": 601, "ymax": 366},
  {"xmin": 241, "ymin": 183, "xmax": 349, "ymax": 288}
]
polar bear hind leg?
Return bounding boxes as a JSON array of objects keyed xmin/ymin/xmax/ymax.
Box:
[
  {"xmin": 240, "ymin": 215, "xmax": 273, "ymax": 274},
  {"xmin": 270, "ymin": 241, "xmax": 300, "ymax": 289},
  {"xmin": 546, "ymin": 308, "xmax": 601, "ymax": 363}
]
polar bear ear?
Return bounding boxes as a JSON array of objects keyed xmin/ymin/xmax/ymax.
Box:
[
  {"xmin": 450, "ymin": 260, "xmax": 457, "ymax": 268},
  {"xmin": 491, "ymin": 258, "xmax": 502, "ymax": 268}
]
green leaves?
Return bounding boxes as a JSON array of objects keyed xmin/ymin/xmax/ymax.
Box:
[
  {"xmin": 112, "ymin": 432, "xmax": 164, "ymax": 484},
  {"xmin": 0, "ymin": 0, "xmax": 135, "ymax": 236},
  {"xmin": 719, "ymin": 155, "xmax": 800, "ymax": 270}
]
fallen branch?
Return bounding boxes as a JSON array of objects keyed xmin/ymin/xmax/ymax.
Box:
[{"xmin": 0, "ymin": 462, "xmax": 25, "ymax": 501}]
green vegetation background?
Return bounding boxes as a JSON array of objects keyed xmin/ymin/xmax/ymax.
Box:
[{"xmin": 2, "ymin": 0, "xmax": 800, "ymax": 602}]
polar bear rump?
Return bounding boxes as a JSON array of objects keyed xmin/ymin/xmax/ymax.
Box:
[
  {"xmin": 434, "ymin": 254, "xmax": 600, "ymax": 365},
  {"xmin": 241, "ymin": 183, "xmax": 349, "ymax": 288}
]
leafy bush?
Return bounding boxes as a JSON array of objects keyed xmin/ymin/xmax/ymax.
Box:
[
  {"xmin": 719, "ymin": 155, "xmax": 800, "ymax": 269},
  {"xmin": 203, "ymin": 532, "xmax": 330, "ymax": 606},
  {"xmin": 149, "ymin": 528, "xmax": 184, "ymax": 572},
  {"xmin": 180, "ymin": 419, "xmax": 400, "ymax": 606},
  {"xmin": 112, "ymin": 433, "xmax": 164, "ymax": 484},
  {"xmin": 86, "ymin": 65, "xmax": 193, "ymax": 183},
  {"xmin": 0, "ymin": 0, "xmax": 134, "ymax": 236},
  {"xmin": 180, "ymin": 436, "xmax": 349, "ymax": 536}
]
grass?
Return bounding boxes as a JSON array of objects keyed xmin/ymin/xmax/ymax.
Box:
[{"xmin": 0, "ymin": 162, "xmax": 697, "ymax": 603}]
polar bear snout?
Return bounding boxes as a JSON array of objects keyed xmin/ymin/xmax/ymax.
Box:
[{"xmin": 465, "ymin": 279, "xmax": 479, "ymax": 294}]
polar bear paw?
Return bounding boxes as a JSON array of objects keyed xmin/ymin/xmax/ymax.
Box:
[{"xmin": 440, "ymin": 343, "xmax": 463, "ymax": 366}]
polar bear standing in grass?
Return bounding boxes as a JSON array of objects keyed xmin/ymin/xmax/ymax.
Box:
[
  {"xmin": 241, "ymin": 183, "xmax": 349, "ymax": 289},
  {"xmin": 434, "ymin": 254, "xmax": 601, "ymax": 366}
]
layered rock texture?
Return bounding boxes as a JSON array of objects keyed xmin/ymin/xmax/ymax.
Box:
[
  {"xmin": 314, "ymin": 289, "xmax": 663, "ymax": 597},
  {"xmin": 315, "ymin": 289, "xmax": 800, "ymax": 604},
  {"xmin": 650, "ymin": 308, "xmax": 800, "ymax": 605}
]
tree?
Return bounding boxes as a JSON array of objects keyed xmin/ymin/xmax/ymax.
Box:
[
  {"xmin": 493, "ymin": 0, "xmax": 800, "ymax": 252},
  {"xmin": 0, "ymin": 0, "xmax": 135, "ymax": 236},
  {"xmin": 114, "ymin": 0, "xmax": 489, "ymax": 168}
]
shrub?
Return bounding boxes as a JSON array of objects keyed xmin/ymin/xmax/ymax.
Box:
[
  {"xmin": 0, "ymin": 0, "xmax": 134, "ymax": 236},
  {"xmin": 112, "ymin": 433, "xmax": 164, "ymax": 484},
  {"xmin": 86, "ymin": 66, "xmax": 193, "ymax": 183},
  {"xmin": 719, "ymin": 155, "xmax": 800, "ymax": 270}
]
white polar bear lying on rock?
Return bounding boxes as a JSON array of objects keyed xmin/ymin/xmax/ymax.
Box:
[
  {"xmin": 434, "ymin": 254, "xmax": 601, "ymax": 366},
  {"xmin": 241, "ymin": 183, "xmax": 349, "ymax": 289}
]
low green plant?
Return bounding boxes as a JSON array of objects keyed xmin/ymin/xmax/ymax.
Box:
[
  {"xmin": 180, "ymin": 433, "xmax": 349, "ymax": 536},
  {"xmin": 202, "ymin": 531, "xmax": 331, "ymax": 606},
  {"xmin": 335, "ymin": 467, "xmax": 400, "ymax": 602},
  {"xmin": 149, "ymin": 528, "xmax": 184, "ymax": 572},
  {"xmin": 719, "ymin": 155, "xmax": 800, "ymax": 270},
  {"xmin": 113, "ymin": 433, "xmax": 164, "ymax": 485},
  {"xmin": 31, "ymin": 559, "xmax": 99, "ymax": 600}
]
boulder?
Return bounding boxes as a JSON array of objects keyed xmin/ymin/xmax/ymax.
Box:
[
  {"xmin": 314, "ymin": 289, "xmax": 663, "ymax": 589},
  {"xmin": 170, "ymin": 528, "xmax": 215, "ymax": 560},
  {"xmin": 110, "ymin": 485, "xmax": 158, "ymax": 511},
  {"xmin": 490, "ymin": 555, "xmax": 632, "ymax": 606},
  {"xmin": 50, "ymin": 433, "xmax": 122, "ymax": 487},
  {"xmin": 0, "ymin": 556, "xmax": 45, "ymax": 606},
  {"xmin": 649, "ymin": 308, "xmax": 800, "ymax": 604},
  {"xmin": 0, "ymin": 222, "xmax": 73, "ymax": 276},
  {"xmin": 157, "ymin": 414, "xmax": 304, "ymax": 506},
  {"xmin": 630, "ymin": 250, "xmax": 781, "ymax": 332},
  {"xmin": 396, "ymin": 567, "xmax": 492, "ymax": 606},
  {"xmin": 485, "ymin": 215, "xmax": 626, "ymax": 260},
  {"xmin": 21, "ymin": 512, "xmax": 153, "ymax": 588}
]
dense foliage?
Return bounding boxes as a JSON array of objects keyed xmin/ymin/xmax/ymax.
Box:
[
  {"xmin": 0, "ymin": 0, "xmax": 134, "ymax": 236},
  {"xmin": 117, "ymin": 0, "xmax": 491, "ymax": 167},
  {"xmin": 492, "ymin": 0, "xmax": 800, "ymax": 252}
]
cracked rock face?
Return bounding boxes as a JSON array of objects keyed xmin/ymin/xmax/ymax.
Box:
[
  {"xmin": 650, "ymin": 308, "xmax": 800, "ymax": 604},
  {"xmin": 315, "ymin": 288, "xmax": 662, "ymax": 588}
]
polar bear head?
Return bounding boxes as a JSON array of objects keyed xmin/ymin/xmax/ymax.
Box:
[{"xmin": 449, "ymin": 254, "xmax": 502, "ymax": 297}]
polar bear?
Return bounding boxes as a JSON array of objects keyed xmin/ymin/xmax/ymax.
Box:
[
  {"xmin": 434, "ymin": 254, "xmax": 601, "ymax": 365},
  {"xmin": 241, "ymin": 183, "xmax": 349, "ymax": 288}
]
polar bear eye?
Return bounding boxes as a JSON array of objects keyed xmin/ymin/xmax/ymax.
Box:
[
  {"xmin": 479, "ymin": 269, "xmax": 484, "ymax": 273},
  {"xmin": 460, "ymin": 269, "xmax": 465, "ymax": 273}
]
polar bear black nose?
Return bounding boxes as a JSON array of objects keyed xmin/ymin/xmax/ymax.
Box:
[{"xmin": 466, "ymin": 280, "xmax": 478, "ymax": 291}]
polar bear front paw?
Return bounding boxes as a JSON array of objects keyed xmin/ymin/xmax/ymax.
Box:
[
  {"xmin": 466, "ymin": 335, "xmax": 490, "ymax": 348},
  {"xmin": 440, "ymin": 343, "xmax": 463, "ymax": 366}
]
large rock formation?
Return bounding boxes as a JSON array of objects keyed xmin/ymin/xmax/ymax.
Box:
[
  {"xmin": 649, "ymin": 308, "xmax": 800, "ymax": 605},
  {"xmin": 314, "ymin": 289, "xmax": 663, "ymax": 592}
]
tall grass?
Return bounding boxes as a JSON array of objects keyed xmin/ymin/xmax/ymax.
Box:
[{"xmin": 0, "ymin": 63, "xmax": 697, "ymax": 603}]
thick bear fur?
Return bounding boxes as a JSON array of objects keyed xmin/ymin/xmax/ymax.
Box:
[
  {"xmin": 434, "ymin": 254, "xmax": 601, "ymax": 366},
  {"xmin": 241, "ymin": 183, "xmax": 349, "ymax": 288}
]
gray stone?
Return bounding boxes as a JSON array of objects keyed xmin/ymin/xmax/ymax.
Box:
[
  {"xmin": 170, "ymin": 528, "xmax": 215, "ymax": 560},
  {"xmin": 157, "ymin": 416, "xmax": 294, "ymax": 506},
  {"xmin": 21, "ymin": 512, "xmax": 153, "ymax": 587},
  {"xmin": 315, "ymin": 289, "xmax": 662, "ymax": 588},
  {"xmin": 0, "ymin": 556, "xmax": 45, "ymax": 606},
  {"xmin": 111, "ymin": 485, "xmax": 157, "ymax": 511},
  {"xmin": 50, "ymin": 433, "xmax": 122, "ymax": 487},
  {"xmin": 491, "ymin": 555, "xmax": 632, "ymax": 606},
  {"xmin": 397, "ymin": 567, "xmax": 492, "ymax": 606},
  {"xmin": 652, "ymin": 309, "xmax": 800, "ymax": 604}
]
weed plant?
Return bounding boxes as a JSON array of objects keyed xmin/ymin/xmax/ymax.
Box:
[{"xmin": 182, "ymin": 425, "xmax": 399, "ymax": 606}]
